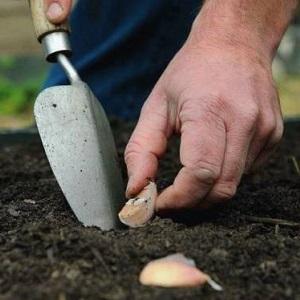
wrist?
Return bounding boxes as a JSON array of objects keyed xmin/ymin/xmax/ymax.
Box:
[{"xmin": 189, "ymin": 0, "xmax": 297, "ymax": 63}]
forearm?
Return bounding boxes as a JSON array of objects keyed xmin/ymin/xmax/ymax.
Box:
[{"xmin": 191, "ymin": 0, "xmax": 298, "ymax": 61}]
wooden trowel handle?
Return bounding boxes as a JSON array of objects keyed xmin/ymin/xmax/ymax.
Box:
[{"xmin": 29, "ymin": 0, "xmax": 69, "ymax": 41}]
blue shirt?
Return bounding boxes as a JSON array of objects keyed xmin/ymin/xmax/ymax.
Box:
[{"xmin": 44, "ymin": 0, "xmax": 202, "ymax": 119}]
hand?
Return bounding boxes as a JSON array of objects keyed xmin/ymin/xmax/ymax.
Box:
[
  {"xmin": 45, "ymin": 0, "xmax": 72, "ymax": 24},
  {"xmin": 125, "ymin": 27, "xmax": 283, "ymax": 212}
]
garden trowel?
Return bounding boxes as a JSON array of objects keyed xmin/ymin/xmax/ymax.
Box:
[{"xmin": 29, "ymin": 1, "xmax": 123, "ymax": 230}]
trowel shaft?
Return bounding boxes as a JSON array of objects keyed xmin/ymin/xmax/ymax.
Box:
[{"xmin": 57, "ymin": 54, "xmax": 81, "ymax": 84}]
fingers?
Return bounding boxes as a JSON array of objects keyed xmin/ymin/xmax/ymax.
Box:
[
  {"xmin": 156, "ymin": 111, "xmax": 226, "ymax": 211},
  {"xmin": 205, "ymin": 107, "xmax": 258, "ymax": 204},
  {"xmin": 45, "ymin": 0, "xmax": 72, "ymax": 24},
  {"xmin": 125, "ymin": 91, "xmax": 171, "ymax": 198},
  {"xmin": 245, "ymin": 117, "xmax": 283, "ymax": 172},
  {"xmin": 245, "ymin": 92, "xmax": 283, "ymax": 172},
  {"xmin": 251, "ymin": 118, "xmax": 283, "ymax": 171}
]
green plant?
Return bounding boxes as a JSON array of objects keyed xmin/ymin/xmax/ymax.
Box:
[
  {"xmin": 0, "ymin": 56, "xmax": 17, "ymax": 70},
  {"xmin": 0, "ymin": 76, "xmax": 42, "ymax": 115}
]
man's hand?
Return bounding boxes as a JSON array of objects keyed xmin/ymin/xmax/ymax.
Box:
[
  {"xmin": 125, "ymin": 0, "xmax": 298, "ymax": 212},
  {"xmin": 45, "ymin": 0, "xmax": 72, "ymax": 24}
]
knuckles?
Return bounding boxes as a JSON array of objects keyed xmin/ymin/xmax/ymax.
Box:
[
  {"xmin": 188, "ymin": 161, "xmax": 221, "ymax": 186},
  {"xmin": 273, "ymin": 119, "xmax": 284, "ymax": 145},
  {"xmin": 124, "ymin": 139, "xmax": 142, "ymax": 165},
  {"xmin": 208, "ymin": 182, "xmax": 237, "ymax": 202},
  {"xmin": 259, "ymin": 115, "xmax": 277, "ymax": 138},
  {"xmin": 243, "ymin": 104, "xmax": 260, "ymax": 124},
  {"xmin": 257, "ymin": 110, "xmax": 283, "ymax": 148},
  {"xmin": 183, "ymin": 94, "xmax": 261, "ymax": 132},
  {"xmin": 233, "ymin": 103, "xmax": 260, "ymax": 133}
]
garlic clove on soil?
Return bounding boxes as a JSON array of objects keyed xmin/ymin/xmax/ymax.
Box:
[
  {"xmin": 139, "ymin": 253, "xmax": 223, "ymax": 290},
  {"xmin": 119, "ymin": 181, "xmax": 157, "ymax": 227}
]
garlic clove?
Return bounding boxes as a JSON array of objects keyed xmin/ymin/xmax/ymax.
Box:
[
  {"xmin": 139, "ymin": 253, "xmax": 223, "ymax": 290},
  {"xmin": 140, "ymin": 260, "xmax": 207, "ymax": 288},
  {"xmin": 162, "ymin": 253, "xmax": 196, "ymax": 267},
  {"xmin": 119, "ymin": 181, "xmax": 157, "ymax": 227}
]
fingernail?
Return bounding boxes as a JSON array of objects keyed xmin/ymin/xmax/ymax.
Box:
[{"xmin": 46, "ymin": 2, "xmax": 63, "ymax": 21}]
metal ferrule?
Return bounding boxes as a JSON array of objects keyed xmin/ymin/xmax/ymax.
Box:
[
  {"xmin": 41, "ymin": 31, "xmax": 72, "ymax": 63},
  {"xmin": 41, "ymin": 31, "xmax": 81, "ymax": 84}
]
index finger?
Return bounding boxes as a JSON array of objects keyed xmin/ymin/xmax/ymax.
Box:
[{"xmin": 156, "ymin": 114, "xmax": 226, "ymax": 212}]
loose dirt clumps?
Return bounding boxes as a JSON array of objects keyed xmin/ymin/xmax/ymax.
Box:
[{"xmin": 0, "ymin": 120, "xmax": 299, "ymax": 300}]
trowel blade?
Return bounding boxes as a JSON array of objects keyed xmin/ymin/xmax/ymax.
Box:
[{"xmin": 34, "ymin": 81, "xmax": 124, "ymax": 230}]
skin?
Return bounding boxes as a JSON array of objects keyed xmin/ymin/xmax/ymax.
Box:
[
  {"xmin": 45, "ymin": 0, "xmax": 72, "ymax": 24},
  {"xmin": 45, "ymin": 0, "xmax": 298, "ymax": 212}
]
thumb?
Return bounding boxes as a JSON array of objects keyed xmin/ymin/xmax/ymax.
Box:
[
  {"xmin": 45, "ymin": 0, "xmax": 72, "ymax": 24},
  {"xmin": 125, "ymin": 91, "xmax": 172, "ymax": 198}
]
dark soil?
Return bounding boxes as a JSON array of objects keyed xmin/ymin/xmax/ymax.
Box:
[{"xmin": 0, "ymin": 121, "xmax": 300, "ymax": 300}]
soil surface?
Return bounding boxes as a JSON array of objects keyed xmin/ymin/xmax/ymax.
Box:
[{"xmin": 0, "ymin": 120, "xmax": 300, "ymax": 300}]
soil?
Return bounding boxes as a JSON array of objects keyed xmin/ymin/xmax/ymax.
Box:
[{"xmin": 0, "ymin": 120, "xmax": 299, "ymax": 300}]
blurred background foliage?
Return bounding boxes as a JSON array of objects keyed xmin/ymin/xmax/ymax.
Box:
[
  {"xmin": 0, "ymin": 55, "xmax": 47, "ymax": 129},
  {"xmin": 0, "ymin": 56, "xmax": 45, "ymax": 115},
  {"xmin": 0, "ymin": 1, "xmax": 47, "ymax": 129},
  {"xmin": 0, "ymin": 1, "xmax": 299, "ymax": 129}
]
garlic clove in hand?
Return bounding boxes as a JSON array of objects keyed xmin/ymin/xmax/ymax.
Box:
[{"xmin": 119, "ymin": 181, "xmax": 157, "ymax": 227}]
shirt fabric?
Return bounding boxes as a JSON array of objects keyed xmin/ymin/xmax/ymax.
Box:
[{"xmin": 44, "ymin": 0, "xmax": 202, "ymax": 120}]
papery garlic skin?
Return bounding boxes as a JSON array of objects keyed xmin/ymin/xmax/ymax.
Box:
[
  {"xmin": 139, "ymin": 253, "xmax": 223, "ymax": 289},
  {"xmin": 140, "ymin": 258, "xmax": 208, "ymax": 288},
  {"xmin": 119, "ymin": 181, "xmax": 157, "ymax": 227}
]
